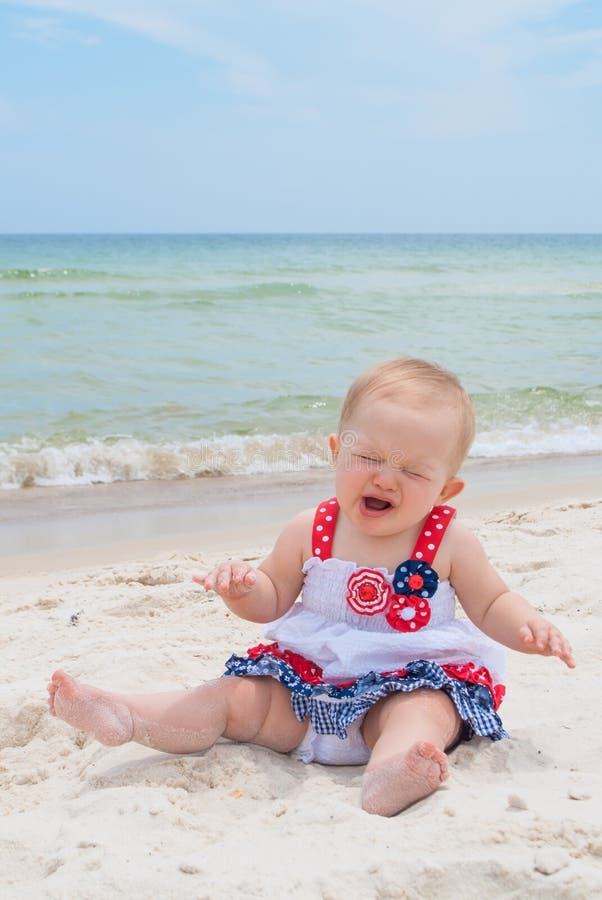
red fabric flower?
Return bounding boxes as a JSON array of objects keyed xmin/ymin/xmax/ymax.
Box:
[
  {"xmin": 346, "ymin": 569, "xmax": 392, "ymax": 616},
  {"xmin": 386, "ymin": 593, "xmax": 432, "ymax": 632}
]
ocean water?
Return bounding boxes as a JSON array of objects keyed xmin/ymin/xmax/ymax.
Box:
[{"xmin": 1, "ymin": 233, "xmax": 600, "ymax": 489}]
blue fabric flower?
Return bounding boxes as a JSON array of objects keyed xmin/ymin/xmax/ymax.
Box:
[{"xmin": 392, "ymin": 559, "xmax": 439, "ymax": 598}]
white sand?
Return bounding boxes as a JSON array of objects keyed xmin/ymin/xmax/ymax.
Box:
[{"xmin": 1, "ymin": 468, "xmax": 601, "ymax": 898}]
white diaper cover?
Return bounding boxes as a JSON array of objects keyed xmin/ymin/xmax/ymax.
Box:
[{"xmin": 294, "ymin": 701, "xmax": 371, "ymax": 766}]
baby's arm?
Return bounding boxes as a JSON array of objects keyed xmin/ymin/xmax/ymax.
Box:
[
  {"xmin": 193, "ymin": 509, "xmax": 312, "ymax": 624},
  {"xmin": 448, "ymin": 523, "xmax": 575, "ymax": 668}
]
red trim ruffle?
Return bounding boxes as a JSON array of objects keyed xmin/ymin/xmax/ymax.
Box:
[
  {"xmin": 245, "ymin": 642, "xmax": 505, "ymax": 709},
  {"xmin": 441, "ymin": 662, "xmax": 506, "ymax": 709},
  {"xmin": 247, "ymin": 642, "xmax": 325, "ymax": 685}
]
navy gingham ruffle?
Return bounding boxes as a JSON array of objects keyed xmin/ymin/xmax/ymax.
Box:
[{"xmin": 224, "ymin": 654, "xmax": 507, "ymax": 742}]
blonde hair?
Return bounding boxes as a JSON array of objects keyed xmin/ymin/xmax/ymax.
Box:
[{"xmin": 339, "ymin": 357, "xmax": 475, "ymax": 474}]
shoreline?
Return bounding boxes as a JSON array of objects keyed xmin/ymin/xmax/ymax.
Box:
[{"xmin": 1, "ymin": 452, "xmax": 601, "ymax": 576}]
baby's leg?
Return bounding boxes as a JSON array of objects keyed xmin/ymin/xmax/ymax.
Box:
[
  {"xmin": 48, "ymin": 670, "xmax": 307, "ymax": 754},
  {"xmin": 360, "ymin": 688, "xmax": 462, "ymax": 817}
]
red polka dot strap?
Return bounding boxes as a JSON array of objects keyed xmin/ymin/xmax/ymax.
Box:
[
  {"xmin": 312, "ymin": 497, "xmax": 339, "ymax": 559},
  {"xmin": 411, "ymin": 505, "xmax": 456, "ymax": 565}
]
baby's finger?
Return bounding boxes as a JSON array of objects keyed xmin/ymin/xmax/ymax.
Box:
[
  {"xmin": 202, "ymin": 565, "xmax": 230, "ymax": 592},
  {"xmin": 230, "ymin": 561, "xmax": 252, "ymax": 586},
  {"xmin": 228, "ymin": 564, "xmax": 257, "ymax": 596},
  {"xmin": 519, "ymin": 624, "xmax": 534, "ymax": 645},
  {"xmin": 216, "ymin": 565, "xmax": 234, "ymax": 593},
  {"xmin": 243, "ymin": 569, "xmax": 257, "ymax": 588},
  {"xmin": 532, "ymin": 622, "xmax": 552, "ymax": 652},
  {"xmin": 522, "ymin": 620, "xmax": 554, "ymax": 654},
  {"xmin": 193, "ymin": 573, "xmax": 215, "ymax": 591},
  {"xmin": 557, "ymin": 637, "xmax": 576, "ymax": 669},
  {"xmin": 549, "ymin": 632, "xmax": 563, "ymax": 655},
  {"xmin": 564, "ymin": 650, "xmax": 577, "ymax": 669}
]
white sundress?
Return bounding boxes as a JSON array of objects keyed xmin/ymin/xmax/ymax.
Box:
[{"xmin": 225, "ymin": 498, "xmax": 507, "ymax": 763}]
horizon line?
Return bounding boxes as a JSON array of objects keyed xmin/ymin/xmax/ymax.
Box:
[{"xmin": 1, "ymin": 230, "xmax": 601, "ymax": 237}]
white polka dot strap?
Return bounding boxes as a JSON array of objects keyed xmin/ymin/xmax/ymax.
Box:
[
  {"xmin": 411, "ymin": 505, "xmax": 456, "ymax": 564},
  {"xmin": 312, "ymin": 497, "xmax": 339, "ymax": 559}
]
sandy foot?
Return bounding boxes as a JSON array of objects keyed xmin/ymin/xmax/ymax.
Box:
[
  {"xmin": 47, "ymin": 670, "xmax": 134, "ymax": 746},
  {"xmin": 361, "ymin": 741, "xmax": 449, "ymax": 817}
]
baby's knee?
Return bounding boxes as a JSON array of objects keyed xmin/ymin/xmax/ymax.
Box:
[
  {"xmin": 362, "ymin": 688, "xmax": 461, "ymax": 750},
  {"xmin": 251, "ymin": 680, "xmax": 308, "ymax": 752},
  {"xmin": 222, "ymin": 676, "xmax": 305, "ymax": 751},
  {"xmin": 264, "ymin": 726, "xmax": 306, "ymax": 755}
]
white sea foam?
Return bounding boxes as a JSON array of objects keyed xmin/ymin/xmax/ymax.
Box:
[
  {"xmin": 1, "ymin": 424, "xmax": 601, "ymax": 489},
  {"xmin": 0, "ymin": 434, "xmax": 332, "ymax": 489},
  {"xmin": 473, "ymin": 422, "xmax": 602, "ymax": 458}
]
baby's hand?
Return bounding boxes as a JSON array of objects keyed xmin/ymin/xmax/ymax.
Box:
[
  {"xmin": 193, "ymin": 559, "xmax": 257, "ymax": 601},
  {"xmin": 519, "ymin": 617, "xmax": 576, "ymax": 668}
]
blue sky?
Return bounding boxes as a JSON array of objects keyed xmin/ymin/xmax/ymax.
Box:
[{"xmin": 1, "ymin": 0, "xmax": 601, "ymax": 232}]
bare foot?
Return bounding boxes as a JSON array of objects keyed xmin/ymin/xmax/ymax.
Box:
[
  {"xmin": 361, "ymin": 741, "xmax": 449, "ymax": 816},
  {"xmin": 47, "ymin": 670, "xmax": 134, "ymax": 746}
]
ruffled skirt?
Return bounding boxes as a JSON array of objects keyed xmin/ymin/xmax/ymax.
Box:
[{"xmin": 224, "ymin": 643, "xmax": 507, "ymax": 742}]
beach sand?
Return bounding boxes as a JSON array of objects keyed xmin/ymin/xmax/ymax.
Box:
[{"xmin": 1, "ymin": 458, "xmax": 601, "ymax": 898}]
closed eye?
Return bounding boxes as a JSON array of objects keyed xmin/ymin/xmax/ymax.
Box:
[
  {"xmin": 352, "ymin": 453, "xmax": 382, "ymax": 465},
  {"xmin": 404, "ymin": 469, "xmax": 428, "ymax": 479}
]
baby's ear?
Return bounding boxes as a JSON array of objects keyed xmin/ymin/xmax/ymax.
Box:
[
  {"xmin": 438, "ymin": 477, "xmax": 464, "ymax": 503},
  {"xmin": 328, "ymin": 433, "xmax": 340, "ymax": 464}
]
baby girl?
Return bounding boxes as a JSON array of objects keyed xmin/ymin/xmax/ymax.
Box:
[{"xmin": 48, "ymin": 357, "xmax": 574, "ymax": 816}]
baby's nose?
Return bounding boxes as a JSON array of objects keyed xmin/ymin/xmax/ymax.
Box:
[{"xmin": 373, "ymin": 464, "xmax": 397, "ymax": 490}]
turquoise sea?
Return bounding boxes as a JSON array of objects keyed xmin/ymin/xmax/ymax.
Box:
[{"xmin": 1, "ymin": 233, "xmax": 600, "ymax": 489}]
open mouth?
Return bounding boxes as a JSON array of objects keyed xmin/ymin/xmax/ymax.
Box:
[{"xmin": 361, "ymin": 496, "xmax": 393, "ymax": 516}]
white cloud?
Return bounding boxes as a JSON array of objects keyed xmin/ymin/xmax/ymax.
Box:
[
  {"xmin": 551, "ymin": 49, "xmax": 602, "ymax": 86},
  {"xmin": 4, "ymin": 0, "xmax": 277, "ymax": 100},
  {"xmin": 528, "ymin": 23, "xmax": 602, "ymax": 86},
  {"xmin": 17, "ymin": 15, "xmax": 99, "ymax": 45},
  {"xmin": 267, "ymin": 0, "xmax": 584, "ymax": 41},
  {"xmin": 389, "ymin": 0, "xmax": 581, "ymax": 41},
  {"xmin": 2, "ymin": 0, "xmax": 600, "ymax": 136},
  {"xmin": 543, "ymin": 26, "xmax": 602, "ymax": 47}
]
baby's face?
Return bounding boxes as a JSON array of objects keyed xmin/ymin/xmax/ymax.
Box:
[{"xmin": 331, "ymin": 396, "xmax": 462, "ymax": 536}]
